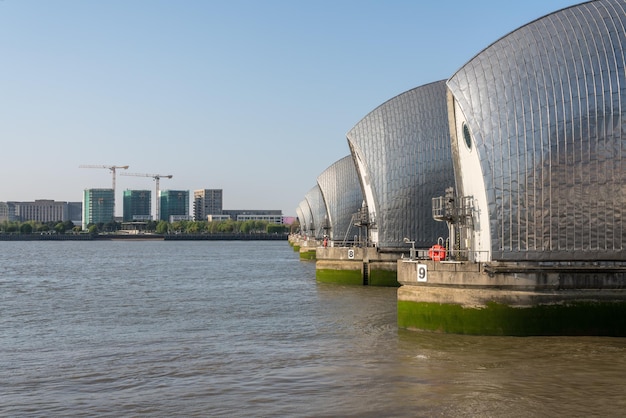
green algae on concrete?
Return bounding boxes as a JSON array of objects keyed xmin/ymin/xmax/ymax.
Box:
[
  {"xmin": 369, "ymin": 268, "xmax": 400, "ymax": 287},
  {"xmin": 299, "ymin": 250, "xmax": 316, "ymax": 260},
  {"xmin": 316, "ymin": 268, "xmax": 363, "ymax": 286},
  {"xmin": 397, "ymin": 300, "xmax": 626, "ymax": 336},
  {"xmin": 317, "ymin": 267, "xmax": 399, "ymax": 286}
]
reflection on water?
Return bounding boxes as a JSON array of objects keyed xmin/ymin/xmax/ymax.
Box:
[{"xmin": 0, "ymin": 241, "xmax": 625, "ymax": 417}]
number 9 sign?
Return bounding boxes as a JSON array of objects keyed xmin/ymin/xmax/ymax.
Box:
[{"xmin": 417, "ymin": 264, "xmax": 427, "ymax": 282}]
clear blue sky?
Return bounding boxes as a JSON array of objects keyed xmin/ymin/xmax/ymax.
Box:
[{"xmin": 0, "ymin": 0, "xmax": 578, "ymax": 217}]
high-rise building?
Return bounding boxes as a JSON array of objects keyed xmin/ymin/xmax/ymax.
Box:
[
  {"xmin": 123, "ymin": 190, "xmax": 152, "ymax": 222},
  {"xmin": 83, "ymin": 189, "xmax": 115, "ymax": 229},
  {"xmin": 193, "ymin": 189, "xmax": 222, "ymax": 221},
  {"xmin": 160, "ymin": 190, "xmax": 189, "ymax": 222}
]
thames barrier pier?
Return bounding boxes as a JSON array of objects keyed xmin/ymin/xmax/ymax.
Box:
[
  {"xmin": 316, "ymin": 246, "xmax": 399, "ymax": 287},
  {"xmin": 397, "ymin": 259, "xmax": 626, "ymax": 336},
  {"xmin": 293, "ymin": 0, "xmax": 626, "ymax": 336},
  {"xmin": 288, "ymin": 235, "xmax": 400, "ymax": 287}
]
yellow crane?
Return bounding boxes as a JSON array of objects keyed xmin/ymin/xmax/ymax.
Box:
[
  {"xmin": 79, "ymin": 164, "xmax": 129, "ymax": 216},
  {"xmin": 120, "ymin": 172, "xmax": 173, "ymax": 221}
]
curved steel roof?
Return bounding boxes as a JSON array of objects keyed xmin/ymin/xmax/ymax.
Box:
[
  {"xmin": 447, "ymin": 0, "xmax": 626, "ymax": 261},
  {"xmin": 317, "ymin": 155, "xmax": 363, "ymax": 242},
  {"xmin": 304, "ymin": 185, "xmax": 327, "ymax": 239},
  {"xmin": 346, "ymin": 80, "xmax": 454, "ymax": 248}
]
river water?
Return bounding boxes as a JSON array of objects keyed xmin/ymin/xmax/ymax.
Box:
[{"xmin": 1, "ymin": 240, "xmax": 625, "ymax": 417}]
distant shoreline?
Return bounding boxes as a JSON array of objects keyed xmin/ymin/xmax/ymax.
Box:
[{"xmin": 0, "ymin": 233, "xmax": 288, "ymax": 241}]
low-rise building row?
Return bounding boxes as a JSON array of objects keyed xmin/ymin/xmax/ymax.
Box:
[{"xmin": 1, "ymin": 188, "xmax": 284, "ymax": 230}]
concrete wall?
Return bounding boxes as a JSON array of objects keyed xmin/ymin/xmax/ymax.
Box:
[
  {"xmin": 315, "ymin": 246, "xmax": 400, "ymax": 286},
  {"xmin": 397, "ymin": 259, "xmax": 626, "ymax": 291},
  {"xmin": 397, "ymin": 259, "xmax": 626, "ymax": 335}
]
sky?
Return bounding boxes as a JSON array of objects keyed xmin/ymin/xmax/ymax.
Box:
[{"xmin": 0, "ymin": 0, "xmax": 580, "ymax": 217}]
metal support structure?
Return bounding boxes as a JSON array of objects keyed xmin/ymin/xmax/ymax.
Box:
[
  {"xmin": 352, "ymin": 201, "xmax": 374, "ymax": 247},
  {"xmin": 403, "ymin": 237, "xmax": 416, "ymax": 260},
  {"xmin": 432, "ymin": 187, "xmax": 474, "ymax": 261}
]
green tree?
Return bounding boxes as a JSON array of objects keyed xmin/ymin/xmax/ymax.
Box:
[
  {"xmin": 54, "ymin": 222, "xmax": 66, "ymax": 234},
  {"xmin": 195, "ymin": 221, "xmax": 208, "ymax": 233},
  {"xmin": 156, "ymin": 220, "xmax": 169, "ymax": 234},
  {"xmin": 217, "ymin": 219, "xmax": 234, "ymax": 233},
  {"xmin": 267, "ymin": 223, "xmax": 287, "ymax": 234},
  {"xmin": 20, "ymin": 223, "xmax": 33, "ymax": 234},
  {"xmin": 240, "ymin": 220, "xmax": 253, "ymax": 233},
  {"xmin": 170, "ymin": 221, "xmax": 183, "ymax": 233},
  {"xmin": 207, "ymin": 221, "xmax": 219, "ymax": 233},
  {"xmin": 255, "ymin": 220, "xmax": 268, "ymax": 232},
  {"xmin": 185, "ymin": 222, "xmax": 199, "ymax": 234}
]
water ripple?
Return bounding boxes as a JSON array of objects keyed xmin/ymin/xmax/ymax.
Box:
[{"xmin": 1, "ymin": 241, "xmax": 625, "ymax": 417}]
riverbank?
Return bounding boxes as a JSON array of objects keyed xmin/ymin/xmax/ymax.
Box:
[
  {"xmin": 0, "ymin": 233, "xmax": 95, "ymax": 241},
  {"xmin": 0, "ymin": 233, "xmax": 289, "ymax": 241},
  {"xmin": 163, "ymin": 233, "xmax": 287, "ymax": 241}
]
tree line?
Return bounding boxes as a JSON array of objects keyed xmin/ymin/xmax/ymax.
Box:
[
  {"xmin": 0, "ymin": 219, "xmax": 299, "ymax": 235},
  {"xmin": 0, "ymin": 220, "xmax": 78, "ymax": 234},
  {"xmin": 152, "ymin": 219, "xmax": 297, "ymax": 235}
]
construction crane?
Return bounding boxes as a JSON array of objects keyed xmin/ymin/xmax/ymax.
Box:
[
  {"xmin": 79, "ymin": 164, "xmax": 129, "ymax": 216},
  {"xmin": 120, "ymin": 172, "xmax": 173, "ymax": 221},
  {"xmin": 79, "ymin": 164, "xmax": 130, "ymax": 191}
]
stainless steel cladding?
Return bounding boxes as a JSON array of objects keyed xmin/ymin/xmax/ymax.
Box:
[
  {"xmin": 304, "ymin": 185, "xmax": 327, "ymax": 239},
  {"xmin": 317, "ymin": 156, "xmax": 364, "ymax": 242},
  {"xmin": 446, "ymin": 0, "xmax": 626, "ymax": 261},
  {"xmin": 347, "ymin": 81, "xmax": 454, "ymax": 249},
  {"xmin": 297, "ymin": 199, "xmax": 314, "ymax": 237}
]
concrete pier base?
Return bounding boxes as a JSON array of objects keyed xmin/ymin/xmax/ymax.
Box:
[
  {"xmin": 315, "ymin": 247, "xmax": 399, "ymax": 286},
  {"xmin": 290, "ymin": 237, "xmax": 319, "ymax": 260},
  {"xmin": 397, "ymin": 259, "xmax": 626, "ymax": 336}
]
